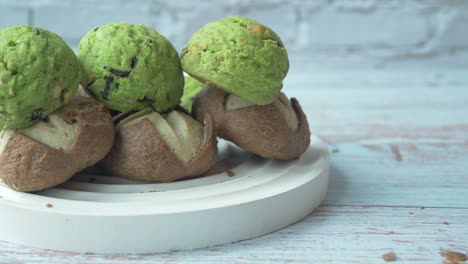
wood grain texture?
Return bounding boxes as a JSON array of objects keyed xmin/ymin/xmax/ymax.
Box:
[
  {"xmin": 0, "ymin": 206, "xmax": 466, "ymax": 263},
  {"xmin": 0, "ymin": 71, "xmax": 467, "ymax": 263},
  {"xmin": 325, "ymin": 140, "xmax": 468, "ymax": 207}
]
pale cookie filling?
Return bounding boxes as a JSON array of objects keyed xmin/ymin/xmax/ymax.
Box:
[
  {"xmin": 225, "ymin": 92, "xmax": 299, "ymax": 130},
  {"xmin": 117, "ymin": 110, "xmax": 204, "ymax": 163},
  {"xmin": 0, "ymin": 130, "xmax": 14, "ymax": 154},
  {"xmin": 274, "ymin": 92, "xmax": 299, "ymax": 131},
  {"xmin": 20, "ymin": 114, "xmax": 78, "ymax": 152},
  {"xmin": 0, "ymin": 113, "xmax": 79, "ymax": 153}
]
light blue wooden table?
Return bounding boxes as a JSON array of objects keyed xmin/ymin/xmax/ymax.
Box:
[{"xmin": 1, "ymin": 70, "xmax": 467, "ymax": 263}]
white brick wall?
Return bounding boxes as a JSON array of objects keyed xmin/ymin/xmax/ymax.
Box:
[{"xmin": 0, "ymin": 0, "xmax": 467, "ymax": 69}]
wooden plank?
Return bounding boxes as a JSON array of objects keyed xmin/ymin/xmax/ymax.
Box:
[
  {"xmin": 294, "ymin": 86, "xmax": 468, "ymax": 142},
  {"xmin": 282, "ymin": 71, "xmax": 468, "ymax": 142},
  {"xmin": 0, "ymin": 206, "xmax": 466, "ymax": 263},
  {"xmin": 324, "ymin": 140, "xmax": 468, "ymax": 208},
  {"xmin": 277, "ymin": 81, "xmax": 468, "ymax": 207}
]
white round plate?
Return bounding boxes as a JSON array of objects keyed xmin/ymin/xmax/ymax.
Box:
[{"xmin": 0, "ymin": 135, "xmax": 329, "ymax": 254}]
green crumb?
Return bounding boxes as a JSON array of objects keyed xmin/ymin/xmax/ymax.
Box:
[
  {"xmin": 332, "ymin": 148, "xmax": 340, "ymax": 154},
  {"xmin": 180, "ymin": 76, "xmax": 205, "ymax": 112},
  {"xmin": 0, "ymin": 25, "xmax": 81, "ymax": 130},
  {"xmin": 78, "ymin": 22, "xmax": 184, "ymax": 113},
  {"xmin": 181, "ymin": 16, "xmax": 289, "ymax": 105},
  {"xmin": 12, "ymin": 184, "xmax": 21, "ymax": 191}
]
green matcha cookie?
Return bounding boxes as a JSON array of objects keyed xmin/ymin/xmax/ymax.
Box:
[
  {"xmin": 181, "ymin": 75, "xmax": 205, "ymax": 112},
  {"xmin": 181, "ymin": 16, "xmax": 289, "ymax": 105},
  {"xmin": 0, "ymin": 25, "xmax": 80, "ymax": 130},
  {"xmin": 78, "ymin": 22, "xmax": 184, "ymax": 113}
]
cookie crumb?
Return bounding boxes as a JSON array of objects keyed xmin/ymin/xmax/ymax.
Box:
[
  {"xmin": 226, "ymin": 169, "xmax": 235, "ymax": 177},
  {"xmin": 46, "ymin": 203, "xmax": 53, "ymax": 208},
  {"xmin": 388, "ymin": 231, "xmax": 396, "ymax": 234},
  {"xmin": 382, "ymin": 251, "xmax": 397, "ymax": 262},
  {"xmin": 409, "ymin": 212, "xmax": 414, "ymax": 215},
  {"xmin": 420, "ymin": 206, "xmax": 425, "ymax": 210},
  {"xmin": 443, "ymin": 221, "xmax": 449, "ymax": 225},
  {"xmin": 440, "ymin": 251, "xmax": 467, "ymax": 263}
]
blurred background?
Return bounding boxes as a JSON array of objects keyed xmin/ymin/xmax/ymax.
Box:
[{"xmin": 1, "ymin": 0, "xmax": 467, "ymax": 72}]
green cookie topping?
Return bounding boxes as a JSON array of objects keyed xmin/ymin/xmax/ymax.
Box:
[
  {"xmin": 181, "ymin": 76, "xmax": 205, "ymax": 112},
  {"xmin": 0, "ymin": 25, "xmax": 80, "ymax": 130},
  {"xmin": 78, "ymin": 22, "xmax": 184, "ymax": 113},
  {"xmin": 181, "ymin": 16, "xmax": 289, "ymax": 105}
]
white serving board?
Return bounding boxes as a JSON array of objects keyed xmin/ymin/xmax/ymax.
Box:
[{"xmin": 0, "ymin": 135, "xmax": 329, "ymax": 254}]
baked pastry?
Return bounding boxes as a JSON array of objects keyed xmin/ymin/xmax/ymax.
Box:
[
  {"xmin": 193, "ymin": 86, "xmax": 310, "ymax": 160},
  {"xmin": 181, "ymin": 16, "xmax": 289, "ymax": 105},
  {"xmin": 0, "ymin": 25, "xmax": 80, "ymax": 130},
  {"xmin": 101, "ymin": 109, "xmax": 218, "ymax": 182},
  {"xmin": 0, "ymin": 98, "xmax": 115, "ymax": 192},
  {"xmin": 78, "ymin": 22, "xmax": 184, "ymax": 113}
]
